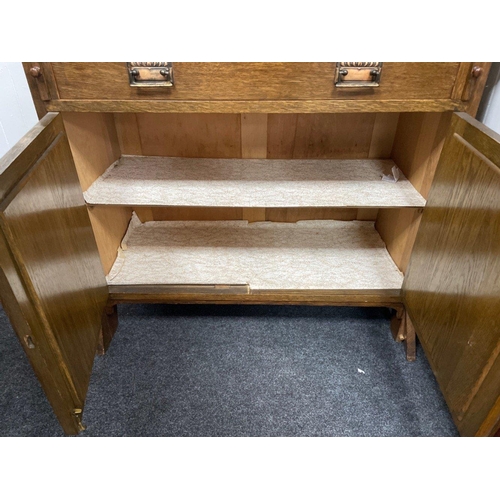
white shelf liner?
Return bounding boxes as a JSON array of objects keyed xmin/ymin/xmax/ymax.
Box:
[
  {"xmin": 107, "ymin": 214, "xmax": 404, "ymax": 290},
  {"xmin": 85, "ymin": 156, "xmax": 426, "ymax": 208}
]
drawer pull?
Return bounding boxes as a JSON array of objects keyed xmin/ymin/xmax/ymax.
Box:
[
  {"xmin": 127, "ymin": 62, "xmax": 174, "ymax": 87},
  {"xmin": 29, "ymin": 66, "xmax": 42, "ymax": 78},
  {"xmin": 471, "ymin": 66, "xmax": 483, "ymax": 78},
  {"xmin": 335, "ymin": 62, "xmax": 383, "ymax": 88}
]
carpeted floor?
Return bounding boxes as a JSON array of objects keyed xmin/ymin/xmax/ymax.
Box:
[{"xmin": 0, "ymin": 304, "xmax": 458, "ymax": 436}]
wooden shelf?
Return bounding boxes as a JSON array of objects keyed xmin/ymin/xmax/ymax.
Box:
[
  {"xmin": 84, "ymin": 156, "xmax": 426, "ymax": 208},
  {"xmin": 107, "ymin": 214, "xmax": 404, "ymax": 291}
]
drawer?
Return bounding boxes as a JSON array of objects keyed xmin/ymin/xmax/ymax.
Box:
[{"xmin": 49, "ymin": 62, "xmax": 461, "ymax": 101}]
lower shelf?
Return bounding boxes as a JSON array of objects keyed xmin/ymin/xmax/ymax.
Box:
[{"xmin": 107, "ymin": 214, "xmax": 403, "ymax": 293}]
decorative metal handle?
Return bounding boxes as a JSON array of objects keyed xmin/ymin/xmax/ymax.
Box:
[
  {"xmin": 127, "ymin": 62, "xmax": 174, "ymax": 87},
  {"xmin": 335, "ymin": 62, "xmax": 383, "ymax": 88}
]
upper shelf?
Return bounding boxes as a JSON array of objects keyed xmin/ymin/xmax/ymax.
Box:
[{"xmin": 83, "ymin": 156, "xmax": 426, "ymax": 208}]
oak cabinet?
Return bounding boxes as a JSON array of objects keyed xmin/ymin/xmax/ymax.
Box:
[{"xmin": 0, "ymin": 62, "xmax": 498, "ymax": 436}]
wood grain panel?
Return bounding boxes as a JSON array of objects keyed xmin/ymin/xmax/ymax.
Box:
[
  {"xmin": 357, "ymin": 209, "xmax": 380, "ymax": 221},
  {"xmin": 109, "ymin": 286, "xmax": 401, "ymax": 307},
  {"xmin": 113, "ymin": 113, "xmax": 142, "ymax": 155},
  {"xmin": 46, "ymin": 98, "xmax": 466, "ymax": 114},
  {"xmin": 294, "ymin": 114, "xmax": 376, "ymax": 158},
  {"xmin": 368, "ymin": 113, "xmax": 400, "ymax": 158},
  {"xmin": 266, "ymin": 114, "xmax": 297, "ymax": 158},
  {"xmin": 22, "ymin": 62, "xmax": 48, "ymax": 118},
  {"xmin": 403, "ymin": 112, "xmax": 500, "ymax": 436},
  {"xmin": 0, "ymin": 230, "xmax": 78, "ymax": 433},
  {"xmin": 451, "ymin": 63, "xmax": 472, "ymax": 100},
  {"xmin": 267, "ymin": 113, "xmax": 400, "ymax": 159},
  {"xmin": 131, "ymin": 113, "xmax": 394, "ymax": 161},
  {"xmin": 136, "ymin": 207, "xmax": 244, "ymax": 222},
  {"xmin": 461, "ymin": 62, "xmax": 492, "ymax": 116},
  {"xmin": 135, "ymin": 113, "xmax": 241, "ymax": 157},
  {"xmin": 62, "ymin": 112, "xmax": 120, "ymax": 190},
  {"xmin": 376, "ymin": 112, "xmax": 452, "ymax": 272},
  {"xmin": 240, "ymin": 113, "xmax": 268, "ymax": 221},
  {"xmin": 135, "ymin": 207, "xmax": 371, "ymax": 223},
  {"xmin": 392, "ymin": 112, "xmax": 452, "ymax": 198},
  {"xmin": 241, "ymin": 113, "xmax": 267, "ymax": 158},
  {"xmin": 88, "ymin": 205, "xmax": 132, "ymax": 274},
  {"xmin": 265, "ymin": 208, "xmax": 359, "ymax": 222},
  {"xmin": 62, "ymin": 112, "xmax": 127, "ymax": 272},
  {"xmin": 268, "ymin": 114, "xmax": 377, "ymax": 159},
  {"xmin": 376, "ymin": 208, "xmax": 423, "ymax": 273},
  {"xmin": 0, "ymin": 113, "xmax": 107, "ymax": 434},
  {"xmin": 50, "ymin": 63, "xmax": 461, "ymax": 101}
]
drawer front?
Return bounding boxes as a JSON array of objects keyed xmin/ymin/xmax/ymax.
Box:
[{"xmin": 50, "ymin": 62, "xmax": 461, "ymax": 101}]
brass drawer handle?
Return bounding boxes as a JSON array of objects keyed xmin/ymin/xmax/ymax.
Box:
[
  {"xmin": 335, "ymin": 62, "xmax": 383, "ymax": 88},
  {"xmin": 127, "ymin": 62, "xmax": 174, "ymax": 87}
]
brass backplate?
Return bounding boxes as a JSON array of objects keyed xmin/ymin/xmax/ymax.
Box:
[
  {"xmin": 127, "ymin": 62, "xmax": 174, "ymax": 87},
  {"xmin": 335, "ymin": 62, "xmax": 383, "ymax": 88}
]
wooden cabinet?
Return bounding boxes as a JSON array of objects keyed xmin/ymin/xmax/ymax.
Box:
[{"xmin": 0, "ymin": 62, "xmax": 498, "ymax": 436}]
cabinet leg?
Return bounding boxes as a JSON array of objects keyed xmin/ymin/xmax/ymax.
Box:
[
  {"xmin": 404, "ymin": 313, "xmax": 417, "ymax": 362},
  {"xmin": 390, "ymin": 306, "xmax": 405, "ymax": 342},
  {"xmin": 390, "ymin": 307, "xmax": 416, "ymax": 362},
  {"xmin": 97, "ymin": 304, "xmax": 118, "ymax": 355}
]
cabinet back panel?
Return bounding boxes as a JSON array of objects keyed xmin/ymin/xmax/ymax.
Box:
[
  {"xmin": 135, "ymin": 207, "xmax": 376, "ymax": 223},
  {"xmin": 268, "ymin": 113, "xmax": 399, "ymax": 159},
  {"xmin": 134, "ymin": 113, "xmax": 242, "ymax": 158},
  {"xmin": 113, "ymin": 113, "xmax": 400, "ymax": 160}
]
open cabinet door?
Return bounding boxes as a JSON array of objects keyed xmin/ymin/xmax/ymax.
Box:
[
  {"xmin": 403, "ymin": 112, "xmax": 500, "ymax": 437},
  {"xmin": 0, "ymin": 113, "xmax": 108, "ymax": 435}
]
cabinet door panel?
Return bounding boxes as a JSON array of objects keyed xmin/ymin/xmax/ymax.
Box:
[
  {"xmin": 0, "ymin": 113, "xmax": 108, "ymax": 435},
  {"xmin": 403, "ymin": 112, "xmax": 500, "ymax": 436}
]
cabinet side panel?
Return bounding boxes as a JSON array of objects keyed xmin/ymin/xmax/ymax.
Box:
[
  {"xmin": 62, "ymin": 112, "xmax": 130, "ymax": 273},
  {"xmin": 62, "ymin": 112, "xmax": 120, "ymax": 191},
  {"xmin": 376, "ymin": 112, "xmax": 451, "ymax": 273},
  {"xmin": 88, "ymin": 206, "xmax": 133, "ymax": 275}
]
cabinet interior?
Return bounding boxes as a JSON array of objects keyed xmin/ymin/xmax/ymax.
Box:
[{"xmin": 62, "ymin": 111, "xmax": 451, "ymax": 294}]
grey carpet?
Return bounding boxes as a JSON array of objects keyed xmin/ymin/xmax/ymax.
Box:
[{"xmin": 0, "ymin": 304, "xmax": 458, "ymax": 436}]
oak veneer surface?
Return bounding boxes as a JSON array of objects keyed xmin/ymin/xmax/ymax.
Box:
[
  {"xmin": 107, "ymin": 214, "xmax": 403, "ymax": 291},
  {"xmin": 267, "ymin": 113, "xmax": 397, "ymax": 159},
  {"xmin": 133, "ymin": 206, "xmax": 379, "ymax": 224},
  {"xmin": 47, "ymin": 99, "xmax": 467, "ymax": 114},
  {"xmin": 404, "ymin": 113, "xmax": 500, "ymax": 437},
  {"xmin": 84, "ymin": 156, "xmax": 425, "ymax": 208},
  {"xmin": 376, "ymin": 112, "xmax": 452, "ymax": 273},
  {"xmin": 0, "ymin": 114, "xmax": 108, "ymax": 435},
  {"xmin": 50, "ymin": 63, "xmax": 460, "ymax": 101},
  {"xmin": 114, "ymin": 113, "xmax": 397, "ymax": 159}
]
